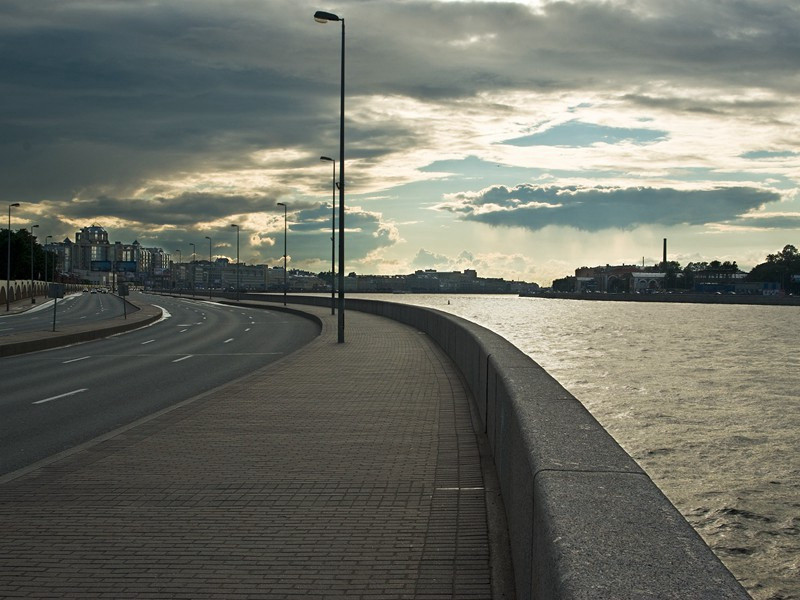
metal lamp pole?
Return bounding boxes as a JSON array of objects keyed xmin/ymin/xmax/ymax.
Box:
[
  {"xmin": 189, "ymin": 242, "xmax": 196, "ymax": 298},
  {"xmin": 321, "ymin": 156, "xmax": 336, "ymax": 315},
  {"xmin": 30, "ymin": 224, "xmax": 39, "ymax": 303},
  {"xmin": 205, "ymin": 236, "xmax": 212, "ymax": 299},
  {"xmin": 230, "ymin": 224, "xmax": 240, "ymax": 301},
  {"xmin": 6, "ymin": 203, "xmax": 20, "ymax": 311},
  {"xmin": 276, "ymin": 202, "xmax": 288, "ymax": 306},
  {"xmin": 174, "ymin": 249, "xmax": 182, "ymax": 293},
  {"xmin": 44, "ymin": 235, "xmax": 52, "ymax": 297},
  {"xmin": 315, "ymin": 9, "xmax": 345, "ymax": 343}
]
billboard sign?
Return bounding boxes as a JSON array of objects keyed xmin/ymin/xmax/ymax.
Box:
[
  {"xmin": 116, "ymin": 261, "xmax": 137, "ymax": 273},
  {"xmin": 91, "ymin": 260, "xmax": 112, "ymax": 272}
]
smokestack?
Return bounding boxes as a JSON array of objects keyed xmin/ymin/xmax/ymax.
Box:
[{"xmin": 663, "ymin": 238, "xmax": 667, "ymax": 266}]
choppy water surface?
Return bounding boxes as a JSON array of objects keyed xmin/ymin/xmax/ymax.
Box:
[{"xmin": 362, "ymin": 294, "xmax": 799, "ymax": 600}]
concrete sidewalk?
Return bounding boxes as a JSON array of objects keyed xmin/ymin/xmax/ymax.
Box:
[{"xmin": 0, "ymin": 302, "xmax": 511, "ymax": 599}]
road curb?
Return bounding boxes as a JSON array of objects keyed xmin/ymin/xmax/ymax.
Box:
[{"xmin": 0, "ymin": 302, "xmax": 163, "ymax": 357}]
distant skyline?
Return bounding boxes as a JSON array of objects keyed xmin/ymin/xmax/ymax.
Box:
[{"xmin": 2, "ymin": 0, "xmax": 798, "ymax": 285}]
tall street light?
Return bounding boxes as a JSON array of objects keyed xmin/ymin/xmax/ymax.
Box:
[
  {"xmin": 320, "ymin": 156, "xmax": 336, "ymax": 315},
  {"xmin": 230, "ymin": 224, "xmax": 240, "ymax": 301},
  {"xmin": 205, "ymin": 236, "xmax": 212, "ymax": 299},
  {"xmin": 315, "ymin": 9, "xmax": 346, "ymax": 343},
  {"xmin": 189, "ymin": 242, "xmax": 196, "ymax": 298},
  {"xmin": 30, "ymin": 224, "xmax": 39, "ymax": 304},
  {"xmin": 6, "ymin": 202, "xmax": 20, "ymax": 311},
  {"xmin": 276, "ymin": 202, "xmax": 288, "ymax": 306},
  {"xmin": 44, "ymin": 235, "xmax": 52, "ymax": 294},
  {"xmin": 174, "ymin": 249, "xmax": 182, "ymax": 292}
]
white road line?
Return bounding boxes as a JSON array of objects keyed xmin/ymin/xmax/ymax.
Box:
[
  {"xmin": 141, "ymin": 339, "xmax": 156, "ymax": 345},
  {"xmin": 179, "ymin": 329, "xmax": 189, "ymax": 333},
  {"xmin": 223, "ymin": 338, "xmax": 234, "ymax": 344},
  {"xmin": 63, "ymin": 356, "xmax": 91, "ymax": 364},
  {"xmin": 172, "ymin": 355, "xmax": 194, "ymax": 363},
  {"xmin": 34, "ymin": 388, "xmax": 88, "ymax": 405},
  {"xmin": 244, "ymin": 328, "xmax": 251, "ymax": 332}
]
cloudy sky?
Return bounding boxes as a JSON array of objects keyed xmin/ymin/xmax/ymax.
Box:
[{"xmin": 2, "ymin": 0, "xmax": 798, "ymax": 284}]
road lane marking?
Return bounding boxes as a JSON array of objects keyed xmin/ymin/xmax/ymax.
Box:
[
  {"xmin": 223, "ymin": 338, "xmax": 234, "ymax": 344},
  {"xmin": 244, "ymin": 328, "xmax": 251, "ymax": 332},
  {"xmin": 172, "ymin": 355, "xmax": 194, "ymax": 363},
  {"xmin": 141, "ymin": 339, "xmax": 156, "ymax": 345},
  {"xmin": 34, "ymin": 388, "xmax": 88, "ymax": 405},
  {"xmin": 179, "ymin": 329, "xmax": 189, "ymax": 333},
  {"xmin": 63, "ymin": 356, "xmax": 91, "ymax": 364}
]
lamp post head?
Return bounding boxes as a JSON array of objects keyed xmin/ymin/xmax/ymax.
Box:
[
  {"xmin": 32, "ymin": 224, "xmax": 39, "ymax": 229},
  {"xmin": 9, "ymin": 202, "xmax": 20, "ymax": 208},
  {"xmin": 314, "ymin": 10, "xmax": 341, "ymax": 23},
  {"xmin": 320, "ymin": 156, "xmax": 334, "ymax": 162}
]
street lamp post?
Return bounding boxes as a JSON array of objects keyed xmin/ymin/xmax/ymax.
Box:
[
  {"xmin": 189, "ymin": 242, "xmax": 196, "ymax": 298},
  {"xmin": 174, "ymin": 249, "xmax": 182, "ymax": 293},
  {"xmin": 321, "ymin": 156, "xmax": 336, "ymax": 315},
  {"xmin": 230, "ymin": 224, "xmax": 240, "ymax": 301},
  {"xmin": 276, "ymin": 202, "xmax": 288, "ymax": 306},
  {"xmin": 44, "ymin": 235, "xmax": 52, "ymax": 296},
  {"xmin": 315, "ymin": 9, "xmax": 346, "ymax": 343},
  {"xmin": 30, "ymin": 224, "xmax": 39, "ymax": 303},
  {"xmin": 6, "ymin": 203, "xmax": 21, "ymax": 311},
  {"xmin": 205, "ymin": 236, "xmax": 212, "ymax": 299}
]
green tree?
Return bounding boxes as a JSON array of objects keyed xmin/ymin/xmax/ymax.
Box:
[
  {"xmin": 746, "ymin": 244, "xmax": 800, "ymax": 293},
  {"xmin": 0, "ymin": 229, "xmax": 51, "ymax": 281}
]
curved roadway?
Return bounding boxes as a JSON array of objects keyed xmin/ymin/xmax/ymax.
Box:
[
  {"xmin": 0, "ymin": 293, "xmax": 319, "ymax": 475},
  {"xmin": 0, "ymin": 292, "xmax": 128, "ymax": 335}
]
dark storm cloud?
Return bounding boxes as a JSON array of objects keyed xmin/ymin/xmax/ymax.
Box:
[
  {"xmin": 39, "ymin": 193, "xmax": 289, "ymax": 226},
  {"xmin": 437, "ymin": 184, "xmax": 783, "ymax": 231},
  {"xmin": 3, "ymin": 0, "xmax": 798, "ymax": 200}
]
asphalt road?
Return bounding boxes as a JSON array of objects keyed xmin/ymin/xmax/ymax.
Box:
[
  {"xmin": 0, "ymin": 291, "xmax": 127, "ymax": 336},
  {"xmin": 0, "ymin": 293, "xmax": 320, "ymax": 476}
]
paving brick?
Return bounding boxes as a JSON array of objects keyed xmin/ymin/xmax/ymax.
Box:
[{"xmin": 0, "ymin": 303, "xmax": 506, "ymax": 598}]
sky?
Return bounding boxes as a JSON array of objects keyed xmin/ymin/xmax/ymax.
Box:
[{"xmin": 2, "ymin": 0, "xmax": 798, "ymax": 285}]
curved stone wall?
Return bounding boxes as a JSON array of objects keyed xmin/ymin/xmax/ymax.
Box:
[{"xmin": 224, "ymin": 292, "xmax": 751, "ymax": 599}]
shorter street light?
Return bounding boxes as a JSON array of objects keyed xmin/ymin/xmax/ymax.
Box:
[
  {"xmin": 205, "ymin": 236, "xmax": 212, "ymax": 299},
  {"xmin": 174, "ymin": 249, "xmax": 182, "ymax": 292},
  {"xmin": 230, "ymin": 224, "xmax": 240, "ymax": 301},
  {"xmin": 44, "ymin": 235, "xmax": 52, "ymax": 292},
  {"xmin": 321, "ymin": 156, "xmax": 336, "ymax": 315},
  {"xmin": 6, "ymin": 203, "xmax": 21, "ymax": 311},
  {"xmin": 189, "ymin": 242, "xmax": 196, "ymax": 298},
  {"xmin": 276, "ymin": 202, "xmax": 288, "ymax": 306},
  {"xmin": 30, "ymin": 224, "xmax": 39, "ymax": 303}
]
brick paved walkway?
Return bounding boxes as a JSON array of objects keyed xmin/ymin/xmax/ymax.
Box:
[{"xmin": 0, "ymin": 303, "xmax": 508, "ymax": 599}]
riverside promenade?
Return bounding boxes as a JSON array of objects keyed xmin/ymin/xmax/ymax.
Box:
[{"xmin": 0, "ymin": 300, "xmax": 512, "ymax": 599}]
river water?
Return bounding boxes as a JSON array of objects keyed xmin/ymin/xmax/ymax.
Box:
[{"xmin": 358, "ymin": 294, "xmax": 799, "ymax": 600}]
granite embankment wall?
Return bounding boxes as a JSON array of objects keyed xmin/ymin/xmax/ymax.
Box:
[{"xmin": 226, "ymin": 293, "xmax": 751, "ymax": 599}]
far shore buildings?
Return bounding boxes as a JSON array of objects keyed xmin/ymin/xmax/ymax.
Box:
[
  {"xmin": 46, "ymin": 225, "xmax": 538, "ymax": 294},
  {"xmin": 565, "ymin": 263, "xmax": 779, "ymax": 295}
]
